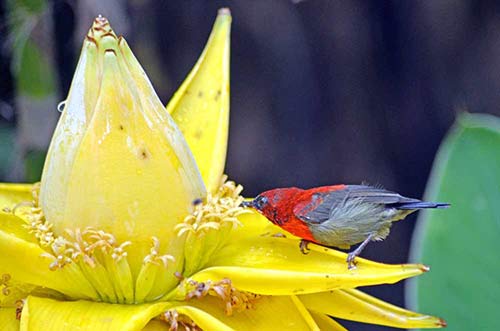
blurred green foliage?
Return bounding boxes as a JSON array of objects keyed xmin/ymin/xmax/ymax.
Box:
[
  {"xmin": 4, "ymin": 0, "xmax": 54, "ymax": 181},
  {"xmin": 409, "ymin": 113, "xmax": 500, "ymax": 330},
  {"xmin": 8, "ymin": 0, "xmax": 55, "ymax": 98},
  {"xmin": 15, "ymin": 0, "xmax": 45, "ymax": 13},
  {"xmin": 17, "ymin": 40, "xmax": 56, "ymax": 97},
  {"xmin": 0, "ymin": 126, "xmax": 15, "ymax": 178},
  {"xmin": 24, "ymin": 150, "xmax": 45, "ymax": 182}
]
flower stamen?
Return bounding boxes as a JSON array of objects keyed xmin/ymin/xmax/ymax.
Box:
[
  {"xmin": 11, "ymin": 184, "xmax": 179, "ymax": 304},
  {"xmin": 175, "ymin": 175, "xmax": 247, "ymax": 237},
  {"xmin": 160, "ymin": 309, "xmax": 201, "ymax": 331},
  {"xmin": 143, "ymin": 237, "xmax": 175, "ymax": 267},
  {"xmin": 183, "ymin": 277, "xmax": 260, "ymax": 316},
  {"xmin": 15, "ymin": 299, "xmax": 25, "ymax": 320},
  {"xmin": 178, "ymin": 176, "xmax": 250, "ymax": 276},
  {"xmin": 1, "ymin": 273, "xmax": 11, "ymax": 296}
]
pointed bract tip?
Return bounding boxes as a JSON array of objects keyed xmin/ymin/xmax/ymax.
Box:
[
  {"xmin": 437, "ymin": 318, "xmax": 447, "ymax": 327},
  {"xmin": 87, "ymin": 16, "xmax": 119, "ymax": 49},
  {"xmin": 89, "ymin": 15, "xmax": 115, "ymax": 39},
  {"xmin": 218, "ymin": 8, "xmax": 231, "ymax": 16},
  {"xmin": 94, "ymin": 15, "xmax": 109, "ymax": 27},
  {"xmin": 420, "ymin": 265, "xmax": 430, "ymax": 272}
]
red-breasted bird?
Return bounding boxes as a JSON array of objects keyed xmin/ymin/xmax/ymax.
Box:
[{"xmin": 241, "ymin": 184, "xmax": 449, "ymax": 268}]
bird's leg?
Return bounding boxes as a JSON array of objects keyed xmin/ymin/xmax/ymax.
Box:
[
  {"xmin": 299, "ymin": 239, "xmax": 311, "ymax": 255},
  {"xmin": 347, "ymin": 233, "xmax": 375, "ymax": 269}
]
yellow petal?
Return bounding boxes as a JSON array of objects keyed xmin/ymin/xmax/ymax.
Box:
[
  {"xmin": 0, "ymin": 229, "xmax": 97, "ymax": 300},
  {"xmin": 141, "ymin": 320, "xmax": 169, "ymax": 331},
  {"xmin": 187, "ymin": 295, "xmax": 320, "ymax": 330},
  {"xmin": 0, "ymin": 277, "xmax": 35, "ymax": 308},
  {"xmin": 21, "ymin": 296, "xmax": 233, "ymax": 331},
  {"xmin": 167, "ymin": 9, "xmax": 231, "ymax": 193},
  {"xmin": 0, "ymin": 308, "xmax": 19, "ymax": 331},
  {"xmin": 20, "ymin": 296, "xmax": 171, "ymax": 331},
  {"xmin": 290, "ymin": 295, "xmax": 321, "ymax": 331},
  {"xmin": 0, "ymin": 183, "xmax": 37, "ymax": 243},
  {"xmin": 300, "ymin": 289, "xmax": 446, "ymax": 329},
  {"xmin": 0, "ymin": 212, "xmax": 35, "ymax": 243},
  {"xmin": 308, "ymin": 311, "xmax": 347, "ymax": 331},
  {"xmin": 40, "ymin": 17, "xmax": 205, "ymax": 271},
  {"xmin": 194, "ymin": 236, "xmax": 427, "ymax": 295},
  {"xmin": 167, "ymin": 305, "xmax": 233, "ymax": 331},
  {"xmin": 0, "ymin": 183, "xmax": 33, "ymax": 208}
]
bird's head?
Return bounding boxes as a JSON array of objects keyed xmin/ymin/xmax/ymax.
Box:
[{"xmin": 241, "ymin": 188, "xmax": 302, "ymax": 222}]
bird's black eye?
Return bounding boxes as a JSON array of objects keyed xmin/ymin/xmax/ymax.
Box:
[{"xmin": 254, "ymin": 196, "xmax": 268, "ymax": 209}]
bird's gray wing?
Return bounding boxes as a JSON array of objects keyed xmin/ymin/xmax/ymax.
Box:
[
  {"xmin": 293, "ymin": 185, "xmax": 420, "ymax": 224},
  {"xmin": 343, "ymin": 185, "xmax": 420, "ymax": 205}
]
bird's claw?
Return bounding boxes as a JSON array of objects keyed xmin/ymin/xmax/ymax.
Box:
[
  {"xmin": 299, "ymin": 240, "xmax": 311, "ymax": 255},
  {"xmin": 347, "ymin": 252, "xmax": 357, "ymax": 270}
]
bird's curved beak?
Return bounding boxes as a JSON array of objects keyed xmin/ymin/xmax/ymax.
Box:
[{"xmin": 240, "ymin": 199, "xmax": 254, "ymax": 208}]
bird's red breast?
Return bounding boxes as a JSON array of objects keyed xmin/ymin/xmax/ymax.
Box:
[{"xmin": 259, "ymin": 185, "xmax": 347, "ymax": 243}]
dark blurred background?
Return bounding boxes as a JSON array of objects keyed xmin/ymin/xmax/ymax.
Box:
[{"xmin": 2, "ymin": 1, "xmax": 500, "ymax": 330}]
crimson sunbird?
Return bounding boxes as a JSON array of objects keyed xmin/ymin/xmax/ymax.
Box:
[{"xmin": 242, "ymin": 184, "xmax": 449, "ymax": 269}]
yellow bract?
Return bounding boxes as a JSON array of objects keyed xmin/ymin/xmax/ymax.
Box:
[
  {"xmin": 300, "ymin": 289, "xmax": 446, "ymax": 329},
  {"xmin": 39, "ymin": 16, "xmax": 206, "ymax": 270},
  {"xmin": 0, "ymin": 308, "xmax": 18, "ymax": 331},
  {"xmin": 167, "ymin": 9, "xmax": 231, "ymax": 194}
]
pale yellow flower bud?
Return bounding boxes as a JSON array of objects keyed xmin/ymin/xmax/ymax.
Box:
[{"xmin": 39, "ymin": 17, "xmax": 206, "ymax": 263}]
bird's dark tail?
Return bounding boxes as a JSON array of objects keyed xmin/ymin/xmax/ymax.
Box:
[{"xmin": 395, "ymin": 202, "xmax": 450, "ymax": 210}]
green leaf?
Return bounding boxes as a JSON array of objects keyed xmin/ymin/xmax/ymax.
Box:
[{"xmin": 408, "ymin": 113, "xmax": 500, "ymax": 331}]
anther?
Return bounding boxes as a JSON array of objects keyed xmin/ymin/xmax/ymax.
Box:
[{"xmin": 15, "ymin": 299, "xmax": 25, "ymax": 320}]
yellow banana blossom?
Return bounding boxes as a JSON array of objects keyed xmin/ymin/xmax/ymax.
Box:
[{"xmin": 0, "ymin": 9, "xmax": 445, "ymax": 330}]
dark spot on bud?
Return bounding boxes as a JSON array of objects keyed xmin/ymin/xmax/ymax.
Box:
[
  {"xmin": 119, "ymin": 125, "xmax": 124, "ymax": 131},
  {"xmin": 198, "ymin": 91, "xmax": 204, "ymax": 98},
  {"xmin": 192, "ymin": 198, "xmax": 203, "ymax": 206},
  {"xmin": 215, "ymin": 90, "xmax": 221, "ymax": 101},
  {"xmin": 139, "ymin": 148, "xmax": 149, "ymax": 160}
]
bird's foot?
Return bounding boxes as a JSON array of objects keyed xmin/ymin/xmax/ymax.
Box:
[
  {"xmin": 299, "ymin": 239, "xmax": 311, "ymax": 255},
  {"xmin": 346, "ymin": 252, "xmax": 358, "ymax": 270},
  {"xmin": 346, "ymin": 232, "xmax": 375, "ymax": 269}
]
